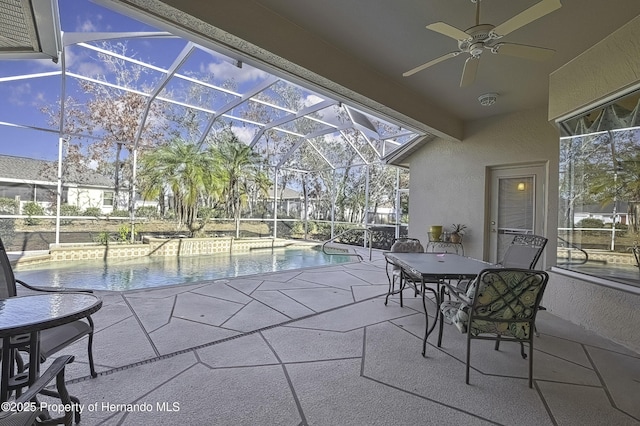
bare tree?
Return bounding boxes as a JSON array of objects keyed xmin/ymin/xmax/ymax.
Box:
[{"xmin": 41, "ymin": 42, "xmax": 170, "ymax": 211}]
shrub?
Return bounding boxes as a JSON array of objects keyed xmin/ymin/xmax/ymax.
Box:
[
  {"xmin": 197, "ymin": 207, "xmax": 215, "ymax": 219},
  {"xmin": 307, "ymin": 221, "xmax": 319, "ymax": 234},
  {"xmin": 110, "ymin": 209, "xmax": 129, "ymax": 218},
  {"xmin": 60, "ymin": 204, "xmax": 81, "ymax": 216},
  {"xmin": 577, "ymin": 218, "xmax": 606, "ymax": 237},
  {"xmin": 314, "ymin": 221, "xmax": 331, "ymax": 236},
  {"xmin": 0, "ymin": 197, "xmax": 18, "ymax": 215},
  {"xmin": 83, "ymin": 207, "xmax": 102, "ymax": 217},
  {"xmin": 94, "ymin": 231, "xmax": 111, "ymax": 245},
  {"xmin": 291, "ymin": 221, "xmax": 304, "ymax": 235},
  {"xmin": 117, "ymin": 224, "xmax": 137, "ymax": 242},
  {"xmin": 136, "ymin": 206, "xmax": 159, "ymax": 219},
  {"xmin": 22, "ymin": 202, "xmax": 44, "ymax": 225},
  {"xmin": 59, "ymin": 204, "xmax": 81, "ymax": 225},
  {"xmin": 577, "ymin": 218, "xmax": 605, "ymax": 229},
  {"xmin": 276, "ymin": 221, "xmax": 294, "ymax": 238}
]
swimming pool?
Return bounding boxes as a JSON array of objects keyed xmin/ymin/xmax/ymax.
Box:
[{"xmin": 14, "ymin": 247, "xmax": 354, "ymax": 291}]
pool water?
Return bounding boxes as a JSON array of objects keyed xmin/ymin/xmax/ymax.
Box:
[{"xmin": 15, "ymin": 247, "xmax": 354, "ymax": 291}]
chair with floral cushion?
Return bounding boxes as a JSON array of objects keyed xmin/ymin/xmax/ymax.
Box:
[
  {"xmin": 384, "ymin": 238, "xmax": 424, "ymax": 306},
  {"xmin": 437, "ymin": 268, "xmax": 549, "ymax": 388}
]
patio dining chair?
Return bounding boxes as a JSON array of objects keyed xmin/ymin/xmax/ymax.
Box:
[
  {"xmin": 384, "ymin": 238, "xmax": 424, "ymax": 306},
  {"xmin": 455, "ymin": 234, "xmax": 547, "ymax": 293},
  {"xmin": 500, "ymin": 234, "xmax": 548, "ymax": 269},
  {"xmin": 0, "ymin": 239, "xmax": 98, "ymax": 378},
  {"xmin": 0, "ymin": 355, "xmax": 78, "ymax": 426},
  {"xmin": 438, "ymin": 268, "xmax": 549, "ymax": 388}
]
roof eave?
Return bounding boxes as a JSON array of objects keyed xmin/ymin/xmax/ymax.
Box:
[{"xmin": 382, "ymin": 134, "xmax": 435, "ymax": 168}]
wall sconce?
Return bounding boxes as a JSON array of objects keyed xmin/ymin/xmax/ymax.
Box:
[{"xmin": 517, "ymin": 182, "xmax": 526, "ymax": 191}]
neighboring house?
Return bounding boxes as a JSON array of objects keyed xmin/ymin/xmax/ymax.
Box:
[
  {"xmin": 0, "ymin": 154, "xmax": 116, "ymax": 214},
  {"xmin": 366, "ymin": 207, "xmax": 396, "ymax": 225},
  {"xmin": 559, "ymin": 201, "xmax": 630, "ymax": 226},
  {"xmin": 572, "ymin": 202, "xmax": 629, "ymax": 226},
  {"xmin": 266, "ymin": 187, "xmax": 342, "ymax": 221},
  {"xmin": 267, "ymin": 186, "xmax": 303, "ymax": 218}
]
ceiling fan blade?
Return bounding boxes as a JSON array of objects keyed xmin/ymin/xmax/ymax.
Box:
[
  {"xmin": 460, "ymin": 56, "xmax": 480, "ymax": 87},
  {"xmin": 426, "ymin": 22, "xmax": 470, "ymax": 41},
  {"xmin": 403, "ymin": 51, "xmax": 460, "ymax": 77},
  {"xmin": 492, "ymin": 42, "xmax": 555, "ymax": 61},
  {"xmin": 491, "ymin": 0, "xmax": 562, "ymax": 38}
]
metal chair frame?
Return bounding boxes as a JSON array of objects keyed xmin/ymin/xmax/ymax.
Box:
[
  {"xmin": 0, "ymin": 239, "xmax": 97, "ymax": 378},
  {"xmin": 438, "ymin": 268, "xmax": 549, "ymax": 388},
  {"xmin": 0, "ymin": 355, "xmax": 78, "ymax": 426},
  {"xmin": 384, "ymin": 238, "xmax": 424, "ymax": 306},
  {"xmin": 501, "ymin": 234, "xmax": 548, "ymax": 269}
]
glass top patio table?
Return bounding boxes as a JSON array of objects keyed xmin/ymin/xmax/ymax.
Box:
[
  {"xmin": 0, "ymin": 293, "xmax": 102, "ymax": 403},
  {"xmin": 383, "ymin": 252, "xmax": 493, "ymax": 280},
  {"xmin": 382, "ymin": 252, "xmax": 496, "ymax": 355}
]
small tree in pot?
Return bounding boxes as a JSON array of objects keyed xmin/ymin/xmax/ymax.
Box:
[{"xmin": 450, "ymin": 224, "xmax": 467, "ymax": 243}]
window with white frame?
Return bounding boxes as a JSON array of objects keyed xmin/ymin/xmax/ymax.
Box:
[
  {"xmin": 103, "ymin": 191, "xmax": 114, "ymax": 207},
  {"xmin": 558, "ymin": 89, "xmax": 640, "ymax": 288}
]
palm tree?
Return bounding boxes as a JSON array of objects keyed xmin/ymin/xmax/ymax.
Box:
[
  {"xmin": 138, "ymin": 138, "xmax": 222, "ymax": 235},
  {"xmin": 213, "ymin": 136, "xmax": 270, "ymax": 237}
]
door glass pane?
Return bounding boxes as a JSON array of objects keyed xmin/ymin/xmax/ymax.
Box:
[{"xmin": 497, "ymin": 176, "xmax": 534, "ymax": 260}]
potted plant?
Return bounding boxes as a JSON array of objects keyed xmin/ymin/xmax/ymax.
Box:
[{"xmin": 450, "ymin": 224, "xmax": 467, "ymax": 243}]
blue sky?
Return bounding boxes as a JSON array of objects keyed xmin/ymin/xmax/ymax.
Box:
[
  {"xmin": 0, "ymin": 0, "xmax": 414, "ymax": 171},
  {"xmin": 0, "ymin": 0, "xmax": 161, "ymax": 160},
  {"xmin": 0, "ymin": 0, "xmax": 277, "ymax": 161}
]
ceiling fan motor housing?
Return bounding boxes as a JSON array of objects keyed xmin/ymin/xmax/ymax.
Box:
[{"xmin": 458, "ymin": 24, "xmax": 494, "ymax": 54}]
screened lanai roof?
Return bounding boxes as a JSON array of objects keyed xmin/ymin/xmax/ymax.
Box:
[{"xmin": 0, "ymin": 0, "xmax": 426, "ymax": 173}]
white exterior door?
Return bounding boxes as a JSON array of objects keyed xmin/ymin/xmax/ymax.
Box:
[{"xmin": 488, "ymin": 164, "xmax": 546, "ymax": 264}]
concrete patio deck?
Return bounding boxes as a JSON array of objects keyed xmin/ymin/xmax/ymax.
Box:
[{"xmin": 25, "ymin": 247, "xmax": 640, "ymax": 425}]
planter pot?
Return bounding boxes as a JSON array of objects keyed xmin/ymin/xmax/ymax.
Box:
[
  {"xmin": 429, "ymin": 226, "xmax": 443, "ymax": 242},
  {"xmin": 450, "ymin": 233, "xmax": 462, "ymax": 244}
]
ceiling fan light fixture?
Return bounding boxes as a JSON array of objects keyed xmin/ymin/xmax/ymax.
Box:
[{"xmin": 478, "ymin": 92, "xmax": 498, "ymax": 106}]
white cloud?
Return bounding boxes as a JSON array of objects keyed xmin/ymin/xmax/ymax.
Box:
[
  {"xmin": 231, "ymin": 125, "xmax": 257, "ymax": 144},
  {"xmin": 75, "ymin": 61, "xmax": 104, "ymax": 78},
  {"xmin": 8, "ymin": 83, "xmax": 32, "ymax": 106},
  {"xmin": 61, "ymin": 48, "xmax": 80, "ymax": 69},
  {"xmin": 59, "ymin": 48, "xmax": 104, "ymax": 77},
  {"xmin": 304, "ymin": 94, "xmax": 325, "ymax": 107},
  {"xmin": 206, "ymin": 61, "xmax": 268, "ymax": 84},
  {"xmin": 76, "ymin": 15, "xmax": 101, "ymax": 33},
  {"xmin": 32, "ymin": 92, "xmax": 47, "ymax": 106}
]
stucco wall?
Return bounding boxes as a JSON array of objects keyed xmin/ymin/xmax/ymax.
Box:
[
  {"xmin": 407, "ymin": 106, "xmax": 559, "ymax": 264},
  {"xmin": 545, "ymin": 14, "xmax": 640, "ymax": 353},
  {"xmin": 544, "ymin": 273, "xmax": 640, "ymax": 352},
  {"xmin": 549, "ymin": 14, "xmax": 640, "ymax": 121}
]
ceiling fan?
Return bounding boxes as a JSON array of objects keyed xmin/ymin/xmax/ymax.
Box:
[{"xmin": 403, "ymin": 0, "xmax": 561, "ymax": 87}]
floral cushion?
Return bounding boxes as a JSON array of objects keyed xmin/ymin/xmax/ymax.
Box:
[
  {"xmin": 440, "ymin": 299, "xmax": 468, "ymax": 333},
  {"xmin": 440, "ymin": 270, "xmax": 543, "ymax": 339}
]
